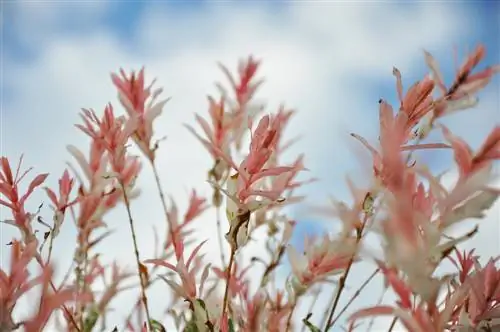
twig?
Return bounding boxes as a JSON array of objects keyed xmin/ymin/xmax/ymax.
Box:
[
  {"xmin": 34, "ymin": 255, "xmax": 81, "ymax": 332},
  {"xmin": 215, "ymin": 205, "xmax": 226, "ymax": 267},
  {"xmin": 387, "ymin": 317, "xmax": 398, "ymax": 332},
  {"xmin": 120, "ymin": 180, "xmax": 153, "ymax": 331},
  {"xmin": 222, "ymin": 249, "xmax": 236, "ymax": 320},
  {"xmin": 323, "ymin": 257, "xmax": 356, "ymax": 331},
  {"xmin": 46, "ymin": 228, "xmax": 56, "ymax": 264},
  {"xmin": 367, "ymin": 283, "xmax": 388, "ymax": 331},
  {"xmin": 330, "ymin": 268, "xmax": 380, "ymax": 327},
  {"xmin": 300, "ymin": 288, "xmax": 321, "ymax": 332},
  {"xmin": 323, "ymin": 215, "xmax": 368, "ymax": 331},
  {"xmin": 151, "ymin": 163, "xmax": 176, "ymax": 245},
  {"xmin": 38, "ymin": 227, "xmax": 56, "ymax": 314},
  {"xmin": 51, "ymin": 280, "xmax": 82, "ymax": 332},
  {"xmin": 286, "ymin": 299, "xmax": 298, "ymax": 331}
]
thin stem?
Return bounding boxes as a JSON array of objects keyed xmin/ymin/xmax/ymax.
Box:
[
  {"xmin": 215, "ymin": 205, "xmax": 226, "ymax": 267},
  {"xmin": 128, "ymin": 160, "xmax": 180, "ymax": 329},
  {"xmin": 151, "ymin": 162, "xmax": 174, "ymax": 236},
  {"xmin": 222, "ymin": 249, "xmax": 236, "ymax": 320},
  {"xmin": 34, "ymin": 256, "xmax": 81, "ymax": 332},
  {"xmin": 120, "ymin": 180, "xmax": 153, "ymax": 331},
  {"xmin": 38, "ymin": 229, "xmax": 56, "ymax": 312},
  {"xmin": 53, "ymin": 280, "xmax": 81, "ymax": 332},
  {"xmin": 367, "ymin": 284, "xmax": 388, "ymax": 331},
  {"xmin": 151, "ymin": 162, "xmax": 177, "ymax": 252},
  {"xmin": 300, "ymin": 288, "xmax": 321, "ymax": 332},
  {"xmin": 124, "ymin": 265, "xmax": 164, "ymax": 324},
  {"xmin": 323, "ymin": 256, "xmax": 355, "ymax": 331},
  {"xmin": 46, "ymin": 230, "xmax": 55, "ymax": 264},
  {"xmin": 330, "ymin": 268, "xmax": 379, "ymax": 327},
  {"xmin": 73, "ymin": 259, "xmax": 83, "ymax": 328},
  {"xmin": 387, "ymin": 317, "xmax": 398, "ymax": 332},
  {"xmin": 80, "ymin": 250, "xmax": 90, "ymax": 329},
  {"xmin": 286, "ymin": 298, "xmax": 299, "ymax": 332},
  {"xmin": 323, "ymin": 215, "xmax": 368, "ymax": 331},
  {"xmin": 39, "ymin": 279, "xmax": 82, "ymax": 332}
]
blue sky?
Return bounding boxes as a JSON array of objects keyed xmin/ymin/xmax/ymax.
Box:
[{"xmin": 1, "ymin": 1, "xmax": 500, "ymax": 331}]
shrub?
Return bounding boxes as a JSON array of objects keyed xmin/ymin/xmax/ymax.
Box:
[{"xmin": 1, "ymin": 44, "xmax": 500, "ymax": 332}]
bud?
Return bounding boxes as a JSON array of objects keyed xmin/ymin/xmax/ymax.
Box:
[
  {"xmin": 225, "ymin": 173, "xmax": 240, "ymax": 224},
  {"xmin": 212, "ymin": 189, "xmax": 223, "ymax": 208},
  {"xmin": 288, "ymin": 275, "xmax": 307, "ymax": 298}
]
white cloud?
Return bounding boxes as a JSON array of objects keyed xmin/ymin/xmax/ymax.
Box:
[
  {"xmin": 5, "ymin": 0, "xmax": 111, "ymax": 50},
  {"xmin": 2, "ymin": 2, "xmax": 496, "ymax": 331}
]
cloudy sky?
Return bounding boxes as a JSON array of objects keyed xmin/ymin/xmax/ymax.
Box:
[{"xmin": 1, "ymin": 1, "xmax": 499, "ymax": 331}]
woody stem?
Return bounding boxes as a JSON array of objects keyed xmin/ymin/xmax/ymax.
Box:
[
  {"xmin": 151, "ymin": 162, "xmax": 178, "ymax": 252},
  {"xmin": 323, "ymin": 254, "xmax": 356, "ymax": 331},
  {"xmin": 216, "ymin": 204, "xmax": 226, "ymax": 266},
  {"xmin": 330, "ymin": 268, "xmax": 380, "ymax": 327},
  {"xmin": 323, "ymin": 215, "xmax": 368, "ymax": 331},
  {"xmin": 300, "ymin": 289, "xmax": 321, "ymax": 332},
  {"xmin": 120, "ymin": 180, "xmax": 153, "ymax": 331},
  {"xmin": 34, "ymin": 255, "xmax": 81, "ymax": 332},
  {"xmin": 387, "ymin": 317, "xmax": 398, "ymax": 332},
  {"xmin": 222, "ymin": 248, "xmax": 236, "ymax": 322},
  {"xmin": 286, "ymin": 299, "xmax": 298, "ymax": 331}
]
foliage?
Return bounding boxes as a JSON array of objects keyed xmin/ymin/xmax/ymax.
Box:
[{"xmin": 1, "ymin": 45, "xmax": 500, "ymax": 332}]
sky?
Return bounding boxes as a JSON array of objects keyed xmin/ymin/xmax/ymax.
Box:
[{"xmin": 1, "ymin": 1, "xmax": 500, "ymax": 331}]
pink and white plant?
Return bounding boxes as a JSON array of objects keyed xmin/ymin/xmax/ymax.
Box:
[{"xmin": 1, "ymin": 45, "xmax": 500, "ymax": 332}]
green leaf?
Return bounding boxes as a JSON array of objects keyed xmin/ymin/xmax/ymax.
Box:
[
  {"xmin": 82, "ymin": 306, "xmax": 99, "ymax": 332},
  {"xmin": 195, "ymin": 299, "xmax": 207, "ymax": 311},
  {"xmin": 228, "ymin": 318, "xmax": 236, "ymax": 332},
  {"xmin": 302, "ymin": 313, "xmax": 321, "ymax": 332},
  {"xmin": 183, "ymin": 319, "xmax": 199, "ymax": 332},
  {"xmin": 150, "ymin": 319, "xmax": 167, "ymax": 332}
]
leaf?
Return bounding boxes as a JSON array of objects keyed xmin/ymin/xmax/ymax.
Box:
[
  {"xmin": 302, "ymin": 313, "xmax": 321, "ymax": 332},
  {"xmin": 195, "ymin": 299, "xmax": 207, "ymax": 311},
  {"xmin": 158, "ymin": 275, "xmax": 184, "ymax": 296},
  {"xmin": 82, "ymin": 305, "xmax": 99, "ymax": 332},
  {"xmin": 441, "ymin": 190, "xmax": 499, "ymax": 229},
  {"xmin": 183, "ymin": 319, "xmax": 199, "ymax": 332},
  {"xmin": 348, "ymin": 305, "xmax": 395, "ymax": 323},
  {"xmin": 423, "ymin": 49, "xmax": 446, "ymax": 93},
  {"xmin": 150, "ymin": 319, "xmax": 167, "ymax": 332},
  {"xmin": 20, "ymin": 173, "xmax": 49, "ymax": 205},
  {"xmin": 445, "ymin": 95, "xmax": 479, "ymax": 114},
  {"xmin": 228, "ymin": 318, "xmax": 236, "ymax": 332},
  {"xmin": 362, "ymin": 192, "xmax": 375, "ymax": 215}
]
